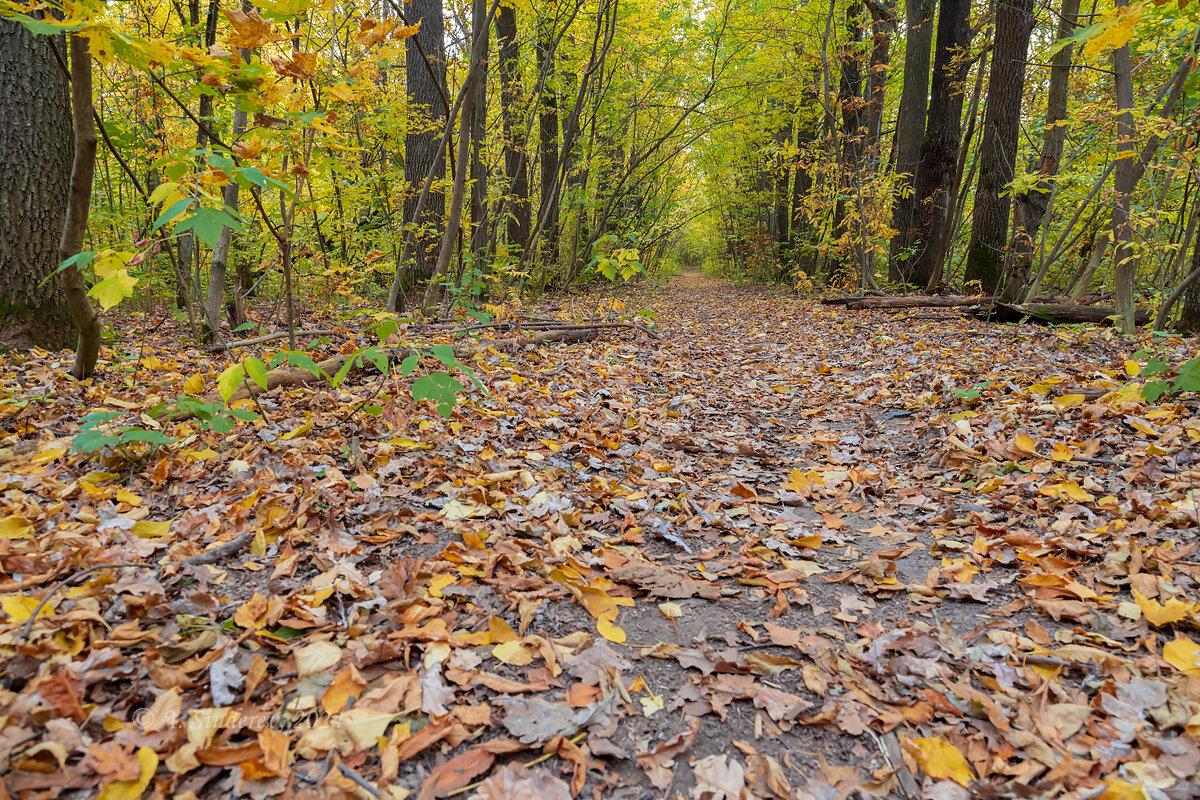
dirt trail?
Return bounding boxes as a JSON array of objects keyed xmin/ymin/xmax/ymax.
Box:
[{"xmin": 4, "ymin": 270, "xmax": 1198, "ymax": 800}]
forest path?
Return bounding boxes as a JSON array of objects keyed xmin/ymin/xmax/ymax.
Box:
[{"xmin": 3, "ymin": 273, "xmax": 1198, "ymax": 800}]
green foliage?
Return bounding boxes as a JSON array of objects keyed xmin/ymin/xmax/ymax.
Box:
[{"xmin": 73, "ymin": 412, "xmax": 176, "ymax": 459}]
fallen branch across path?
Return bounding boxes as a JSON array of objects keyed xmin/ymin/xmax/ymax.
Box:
[{"xmin": 172, "ymin": 328, "xmax": 609, "ymax": 419}]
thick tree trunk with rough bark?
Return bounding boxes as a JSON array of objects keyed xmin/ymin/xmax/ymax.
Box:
[
  {"xmin": 0, "ymin": 20, "xmax": 75, "ymax": 348},
  {"xmin": 964, "ymin": 0, "xmax": 1035, "ymax": 296},
  {"xmin": 495, "ymin": 5, "xmax": 530, "ymax": 261},
  {"xmin": 400, "ymin": 0, "xmax": 447, "ymax": 301},
  {"xmin": 887, "ymin": 0, "xmax": 934, "ymax": 282},
  {"xmin": 902, "ymin": 0, "xmax": 972, "ymax": 288}
]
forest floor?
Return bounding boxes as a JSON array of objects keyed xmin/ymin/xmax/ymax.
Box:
[{"xmin": 3, "ymin": 269, "xmax": 1200, "ymax": 800}]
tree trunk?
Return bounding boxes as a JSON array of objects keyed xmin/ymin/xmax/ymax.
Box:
[
  {"xmin": 1177, "ymin": 224, "xmax": 1200, "ymax": 333},
  {"xmin": 902, "ymin": 0, "xmax": 972, "ymax": 288},
  {"xmin": 886, "ymin": 0, "xmax": 933, "ymax": 282},
  {"xmin": 468, "ymin": 0, "xmax": 489, "ymax": 258},
  {"xmin": 964, "ymin": 0, "xmax": 1035, "ymax": 296},
  {"xmin": 60, "ymin": 34, "xmax": 101, "ymax": 380},
  {"xmin": 535, "ymin": 15, "xmax": 560, "ymax": 270},
  {"xmin": 398, "ymin": 0, "xmax": 447, "ymax": 304},
  {"xmin": 863, "ymin": 0, "xmax": 894, "ymax": 154},
  {"xmin": 1008, "ymin": 0, "xmax": 1080, "ymax": 301},
  {"xmin": 495, "ymin": 5, "xmax": 530, "ymax": 261},
  {"xmin": 828, "ymin": 1, "xmax": 864, "ymax": 279},
  {"xmin": 1110, "ymin": 0, "xmax": 1137, "ymax": 335},
  {"xmin": 204, "ymin": 104, "xmax": 248, "ymax": 343},
  {"xmin": 0, "ymin": 20, "xmax": 75, "ymax": 348}
]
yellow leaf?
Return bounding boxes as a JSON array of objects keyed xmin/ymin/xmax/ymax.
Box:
[
  {"xmin": 1163, "ymin": 636, "xmax": 1200, "ymax": 676},
  {"xmin": 223, "ymin": 7, "xmax": 280, "ymax": 48},
  {"xmin": 0, "ymin": 595, "xmax": 56, "ymax": 623},
  {"xmin": 1053, "ymin": 394, "xmax": 1086, "ymax": 409},
  {"xmin": 1134, "ymin": 592, "xmax": 1198, "ymax": 627},
  {"xmin": 131, "ymin": 519, "xmax": 171, "ymax": 538},
  {"xmin": 597, "ymin": 615, "xmax": 626, "ymax": 644},
  {"xmin": 325, "ymin": 82, "xmax": 356, "ymax": 103},
  {"xmin": 322, "ymin": 666, "xmax": 367, "ymax": 715},
  {"xmin": 32, "ymin": 447, "xmax": 66, "ymax": 465},
  {"xmin": 1098, "ymin": 781, "xmax": 1146, "ymax": 800},
  {"xmin": 1124, "ymin": 360, "xmax": 1141, "ymax": 377},
  {"xmin": 183, "ymin": 373, "xmax": 206, "ymax": 394},
  {"xmin": 492, "ymin": 640, "xmax": 535, "ymax": 666},
  {"xmin": 903, "ymin": 737, "xmax": 974, "ymax": 787},
  {"xmin": 391, "ymin": 21, "xmax": 420, "ymax": 40},
  {"xmin": 784, "ymin": 468, "xmax": 823, "ymax": 493},
  {"xmin": 1050, "ymin": 442, "xmax": 1075, "ymax": 462},
  {"xmin": 0, "ymin": 516, "xmax": 33, "ymax": 539},
  {"xmin": 658, "ymin": 602, "xmax": 682, "ymax": 619},
  {"xmin": 98, "ymin": 746, "xmax": 157, "ymax": 800},
  {"xmin": 640, "ymin": 690, "xmax": 664, "ymax": 717},
  {"xmin": 488, "ymin": 615, "xmax": 518, "ymax": 643},
  {"xmin": 295, "ymin": 641, "xmax": 342, "ymax": 678},
  {"xmin": 428, "ymin": 574, "xmax": 456, "ymax": 598}
]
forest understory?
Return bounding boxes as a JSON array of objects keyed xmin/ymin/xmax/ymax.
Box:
[{"xmin": 3, "ymin": 271, "xmax": 1200, "ymax": 800}]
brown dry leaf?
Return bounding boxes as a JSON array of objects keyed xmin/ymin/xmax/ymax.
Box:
[{"xmin": 468, "ymin": 763, "xmax": 571, "ymax": 800}]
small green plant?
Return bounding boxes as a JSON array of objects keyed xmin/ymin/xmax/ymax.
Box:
[
  {"xmin": 1140, "ymin": 353, "xmax": 1200, "ymax": 402},
  {"xmin": 73, "ymin": 411, "xmax": 175, "ymax": 459}
]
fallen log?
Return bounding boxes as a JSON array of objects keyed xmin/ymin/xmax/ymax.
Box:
[
  {"xmin": 968, "ymin": 303, "xmax": 1150, "ymax": 326},
  {"xmin": 822, "ymin": 294, "xmax": 1071, "ymax": 310},
  {"xmin": 169, "ymin": 327, "xmax": 603, "ymax": 419},
  {"xmin": 844, "ymin": 295, "xmax": 994, "ymax": 310}
]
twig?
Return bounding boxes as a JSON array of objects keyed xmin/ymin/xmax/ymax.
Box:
[
  {"xmin": 20, "ymin": 563, "xmax": 155, "ymax": 640},
  {"xmin": 337, "ymin": 763, "xmax": 381, "ymax": 798},
  {"xmin": 178, "ymin": 532, "xmax": 254, "ymax": 569},
  {"xmin": 208, "ymin": 329, "xmax": 337, "ymax": 351}
]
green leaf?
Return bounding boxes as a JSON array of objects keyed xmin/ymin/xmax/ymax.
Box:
[
  {"xmin": 360, "ymin": 346, "xmax": 388, "ymax": 374},
  {"xmin": 400, "ymin": 354, "xmax": 420, "ymax": 376},
  {"xmin": 1142, "ymin": 381, "xmax": 1171, "ymax": 402},
  {"xmin": 118, "ymin": 430, "xmax": 176, "ymax": 446},
  {"xmin": 217, "ymin": 364, "xmax": 245, "ymax": 403},
  {"xmin": 245, "ymin": 357, "xmax": 269, "ymax": 390},
  {"xmin": 152, "ymin": 197, "xmax": 196, "ymax": 232},
  {"xmin": 270, "ymin": 351, "xmax": 322, "ymax": 377},
  {"xmin": 411, "ymin": 372, "xmax": 465, "ymax": 418},
  {"xmin": 40, "ymin": 251, "xmax": 96, "ymax": 287},
  {"xmin": 430, "ymin": 344, "xmax": 458, "ymax": 370},
  {"xmin": 331, "ymin": 355, "xmax": 359, "ymax": 389},
  {"xmin": 73, "ymin": 430, "xmax": 120, "ymax": 453},
  {"xmin": 175, "ymin": 207, "xmax": 243, "ymax": 248}
]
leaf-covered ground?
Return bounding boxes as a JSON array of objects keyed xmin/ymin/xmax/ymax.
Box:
[{"xmin": 3, "ymin": 271, "xmax": 1200, "ymax": 800}]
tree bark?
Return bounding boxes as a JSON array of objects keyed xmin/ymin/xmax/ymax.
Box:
[
  {"xmin": 398, "ymin": 0, "xmax": 448, "ymax": 304},
  {"xmin": 1175, "ymin": 223, "xmax": 1200, "ymax": 332},
  {"xmin": 1007, "ymin": 0, "xmax": 1079, "ymax": 301},
  {"xmin": 468, "ymin": 0, "xmax": 489, "ymax": 258},
  {"xmin": 60, "ymin": 34, "xmax": 101, "ymax": 380},
  {"xmin": 204, "ymin": 103, "xmax": 248, "ymax": 344},
  {"xmin": 495, "ymin": 5, "xmax": 530, "ymax": 261},
  {"xmin": 535, "ymin": 15, "xmax": 560, "ymax": 270},
  {"xmin": 901, "ymin": 0, "xmax": 972, "ymax": 288},
  {"xmin": 0, "ymin": 19, "xmax": 75, "ymax": 348},
  {"xmin": 1110, "ymin": 0, "xmax": 1137, "ymax": 335},
  {"xmin": 886, "ymin": 0, "xmax": 934, "ymax": 282},
  {"xmin": 964, "ymin": 0, "xmax": 1035, "ymax": 296}
]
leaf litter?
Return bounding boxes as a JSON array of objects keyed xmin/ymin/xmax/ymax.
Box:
[{"xmin": 2, "ymin": 270, "xmax": 1200, "ymax": 798}]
